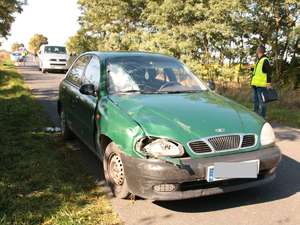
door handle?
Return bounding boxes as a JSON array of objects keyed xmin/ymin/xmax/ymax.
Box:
[{"xmin": 72, "ymin": 96, "xmax": 80, "ymax": 105}]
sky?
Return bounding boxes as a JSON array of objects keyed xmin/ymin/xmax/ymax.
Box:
[{"xmin": 1, "ymin": 0, "xmax": 81, "ymax": 51}]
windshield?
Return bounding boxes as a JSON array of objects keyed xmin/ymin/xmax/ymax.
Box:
[
  {"xmin": 107, "ymin": 56, "xmax": 207, "ymax": 94},
  {"xmin": 44, "ymin": 46, "xmax": 66, "ymax": 54}
]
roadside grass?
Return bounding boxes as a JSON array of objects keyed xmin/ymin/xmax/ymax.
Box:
[
  {"xmin": 0, "ymin": 61, "xmax": 120, "ymax": 225},
  {"xmin": 219, "ymin": 85, "xmax": 300, "ymax": 128}
]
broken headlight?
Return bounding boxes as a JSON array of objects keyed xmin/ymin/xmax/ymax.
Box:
[{"xmin": 135, "ymin": 138, "xmax": 185, "ymax": 158}]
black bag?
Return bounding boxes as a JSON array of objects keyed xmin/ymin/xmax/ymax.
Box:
[{"xmin": 261, "ymin": 88, "xmax": 278, "ymax": 103}]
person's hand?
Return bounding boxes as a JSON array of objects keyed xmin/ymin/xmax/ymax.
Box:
[
  {"xmin": 247, "ymin": 64, "xmax": 252, "ymax": 70},
  {"xmin": 266, "ymin": 83, "xmax": 272, "ymax": 89}
]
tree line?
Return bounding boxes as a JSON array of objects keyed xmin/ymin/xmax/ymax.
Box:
[
  {"xmin": 68, "ymin": 0, "xmax": 300, "ymax": 88},
  {"xmin": 11, "ymin": 34, "xmax": 48, "ymax": 55}
]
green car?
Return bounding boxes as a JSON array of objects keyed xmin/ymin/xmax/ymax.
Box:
[{"xmin": 58, "ymin": 51, "xmax": 281, "ymax": 201}]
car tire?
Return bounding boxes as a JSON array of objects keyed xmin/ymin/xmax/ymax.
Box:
[
  {"xmin": 42, "ymin": 68, "xmax": 47, "ymax": 74},
  {"xmin": 60, "ymin": 109, "xmax": 74, "ymax": 140},
  {"xmin": 103, "ymin": 142, "xmax": 130, "ymax": 199}
]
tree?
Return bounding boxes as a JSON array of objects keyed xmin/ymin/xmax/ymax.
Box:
[
  {"xmin": 240, "ymin": 0, "xmax": 300, "ymax": 79},
  {"xmin": 0, "ymin": 0, "xmax": 22, "ymax": 39},
  {"xmin": 67, "ymin": 29, "xmax": 97, "ymax": 54},
  {"xmin": 28, "ymin": 34, "xmax": 48, "ymax": 54},
  {"xmin": 11, "ymin": 42, "xmax": 23, "ymax": 52},
  {"xmin": 70, "ymin": 0, "xmax": 300, "ymax": 85}
]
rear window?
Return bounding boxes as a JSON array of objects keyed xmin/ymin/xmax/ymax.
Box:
[{"xmin": 44, "ymin": 46, "xmax": 66, "ymax": 54}]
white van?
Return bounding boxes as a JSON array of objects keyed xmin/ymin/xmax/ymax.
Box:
[{"xmin": 38, "ymin": 45, "xmax": 69, "ymax": 73}]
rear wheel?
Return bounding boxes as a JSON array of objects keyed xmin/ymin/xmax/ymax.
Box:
[
  {"xmin": 60, "ymin": 109, "xmax": 74, "ymax": 140},
  {"xmin": 104, "ymin": 142, "xmax": 130, "ymax": 199}
]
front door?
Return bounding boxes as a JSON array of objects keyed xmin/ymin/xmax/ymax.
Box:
[
  {"xmin": 78, "ymin": 56, "xmax": 101, "ymax": 150},
  {"xmin": 63, "ymin": 55, "xmax": 91, "ymax": 138}
]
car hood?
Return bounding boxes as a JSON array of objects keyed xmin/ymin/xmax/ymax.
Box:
[{"xmin": 109, "ymin": 91, "xmax": 264, "ymax": 148}]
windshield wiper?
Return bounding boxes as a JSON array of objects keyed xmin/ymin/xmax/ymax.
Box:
[
  {"xmin": 116, "ymin": 90, "xmax": 205, "ymax": 94},
  {"xmin": 157, "ymin": 90, "xmax": 204, "ymax": 94},
  {"xmin": 117, "ymin": 90, "xmax": 159, "ymax": 94},
  {"xmin": 118, "ymin": 90, "xmax": 141, "ymax": 94}
]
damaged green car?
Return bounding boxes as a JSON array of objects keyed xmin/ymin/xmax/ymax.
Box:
[{"xmin": 58, "ymin": 52, "xmax": 281, "ymax": 201}]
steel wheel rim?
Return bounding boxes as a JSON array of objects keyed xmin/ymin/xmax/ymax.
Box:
[{"xmin": 108, "ymin": 153, "xmax": 125, "ymax": 186}]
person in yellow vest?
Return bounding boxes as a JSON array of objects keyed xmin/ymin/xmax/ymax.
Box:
[{"xmin": 250, "ymin": 45, "xmax": 272, "ymax": 118}]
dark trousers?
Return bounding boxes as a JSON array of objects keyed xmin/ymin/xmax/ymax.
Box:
[{"xmin": 252, "ymin": 86, "xmax": 267, "ymax": 118}]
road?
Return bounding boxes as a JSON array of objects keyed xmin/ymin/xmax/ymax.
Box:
[{"xmin": 19, "ymin": 64, "xmax": 300, "ymax": 225}]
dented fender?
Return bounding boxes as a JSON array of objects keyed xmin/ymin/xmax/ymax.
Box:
[{"xmin": 97, "ymin": 96, "xmax": 145, "ymax": 158}]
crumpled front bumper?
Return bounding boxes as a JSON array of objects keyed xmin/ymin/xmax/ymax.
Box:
[{"xmin": 121, "ymin": 146, "xmax": 281, "ymax": 201}]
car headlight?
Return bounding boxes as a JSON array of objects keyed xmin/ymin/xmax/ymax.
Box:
[
  {"xmin": 260, "ymin": 122, "xmax": 275, "ymax": 146},
  {"xmin": 135, "ymin": 138, "xmax": 184, "ymax": 157}
]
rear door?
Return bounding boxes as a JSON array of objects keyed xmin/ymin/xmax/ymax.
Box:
[
  {"xmin": 78, "ymin": 55, "xmax": 101, "ymax": 150},
  {"xmin": 62, "ymin": 55, "xmax": 91, "ymax": 137}
]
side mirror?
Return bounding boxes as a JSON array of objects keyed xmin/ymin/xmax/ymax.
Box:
[
  {"xmin": 207, "ymin": 80, "xmax": 216, "ymax": 91},
  {"xmin": 79, "ymin": 84, "xmax": 95, "ymax": 96}
]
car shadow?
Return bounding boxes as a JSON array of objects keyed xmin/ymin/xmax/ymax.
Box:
[
  {"xmin": 275, "ymin": 130, "xmax": 300, "ymax": 141},
  {"xmin": 272, "ymin": 124, "xmax": 300, "ymax": 141},
  {"xmin": 154, "ymin": 154, "xmax": 300, "ymax": 212},
  {"xmin": 17, "ymin": 65, "xmax": 66, "ymax": 74}
]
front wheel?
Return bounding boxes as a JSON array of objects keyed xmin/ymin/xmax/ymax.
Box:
[{"xmin": 103, "ymin": 142, "xmax": 130, "ymax": 199}]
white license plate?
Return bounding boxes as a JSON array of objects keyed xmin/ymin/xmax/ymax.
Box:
[{"xmin": 206, "ymin": 160, "xmax": 260, "ymax": 182}]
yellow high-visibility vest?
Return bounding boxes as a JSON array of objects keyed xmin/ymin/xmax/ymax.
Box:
[{"xmin": 251, "ymin": 56, "xmax": 269, "ymax": 87}]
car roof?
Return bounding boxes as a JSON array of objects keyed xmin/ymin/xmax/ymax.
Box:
[{"xmin": 85, "ymin": 51, "xmax": 177, "ymax": 61}]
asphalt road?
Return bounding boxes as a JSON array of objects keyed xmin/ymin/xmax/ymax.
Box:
[{"xmin": 19, "ymin": 64, "xmax": 300, "ymax": 225}]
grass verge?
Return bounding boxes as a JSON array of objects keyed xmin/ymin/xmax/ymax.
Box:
[
  {"xmin": 0, "ymin": 62, "xmax": 120, "ymax": 225},
  {"xmin": 220, "ymin": 85, "xmax": 300, "ymax": 128}
]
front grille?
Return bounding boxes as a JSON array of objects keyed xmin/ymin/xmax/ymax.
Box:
[
  {"xmin": 188, "ymin": 134, "xmax": 256, "ymax": 154},
  {"xmin": 189, "ymin": 141, "xmax": 211, "ymax": 153},
  {"xmin": 208, "ymin": 135, "xmax": 240, "ymax": 151},
  {"xmin": 241, "ymin": 134, "xmax": 255, "ymax": 148},
  {"xmin": 59, "ymin": 59, "xmax": 67, "ymax": 62},
  {"xmin": 50, "ymin": 63, "xmax": 66, "ymax": 66},
  {"xmin": 49, "ymin": 59, "xmax": 57, "ymax": 61}
]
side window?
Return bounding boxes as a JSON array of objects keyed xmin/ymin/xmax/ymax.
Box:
[
  {"xmin": 66, "ymin": 55, "xmax": 91, "ymax": 86},
  {"xmin": 83, "ymin": 56, "xmax": 101, "ymax": 90}
]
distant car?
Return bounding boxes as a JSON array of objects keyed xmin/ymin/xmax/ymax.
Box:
[
  {"xmin": 58, "ymin": 51, "xmax": 281, "ymax": 201},
  {"xmin": 10, "ymin": 52, "xmax": 21, "ymax": 62},
  {"xmin": 38, "ymin": 45, "xmax": 69, "ymax": 73}
]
